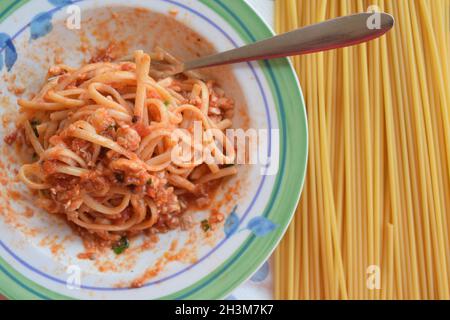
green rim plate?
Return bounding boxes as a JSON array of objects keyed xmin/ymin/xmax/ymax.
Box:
[{"xmin": 0, "ymin": 0, "xmax": 307, "ymax": 300}]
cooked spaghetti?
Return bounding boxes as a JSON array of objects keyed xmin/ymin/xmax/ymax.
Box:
[{"xmin": 7, "ymin": 49, "xmax": 238, "ymax": 244}]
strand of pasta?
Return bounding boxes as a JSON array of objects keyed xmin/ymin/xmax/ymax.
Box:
[
  {"xmin": 274, "ymin": 0, "xmax": 450, "ymax": 300},
  {"xmin": 399, "ymin": 0, "xmax": 444, "ymax": 299},
  {"xmin": 305, "ymin": 0, "xmax": 321, "ymax": 299},
  {"xmin": 391, "ymin": 0, "xmax": 434, "ymax": 298},
  {"xmin": 317, "ymin": 0, "xmax": 348, "ymax": 299},
  {"xmin": 408, "ymin": 0, "xmax": 449, "ymax": 298},
  {"xmin": 350, "ymin": 0, "xmax": 364, "ymax": 298},
  {"xmin": 378, "ymin": 0, "xmax": 406, "ymax": 299},
  {"xmin": 425, "ymin": 0, "xmax": 450, "ymax": 282},
  {"xmin": 385, "ymin": 0, "xmax": 421, "ymax": 299}
]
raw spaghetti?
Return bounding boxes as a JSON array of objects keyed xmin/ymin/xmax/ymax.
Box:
[{"xmin": 274, "ymin": 0, "xmax": 450, "ymax": 300}]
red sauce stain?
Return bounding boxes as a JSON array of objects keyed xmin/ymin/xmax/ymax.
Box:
[
  {"xmin": 38, "ymin": 235, "xmax": 66, "ymax": 257},
  {"xmin": 77, "ymin": 252, "xmax": 96, "ymax": 260},
  {"xmin": 7, "ymin": 189, "xmax": 22, "ymax": 201},
  {"xmin": 128, "ymin": 231, "xmax": 199, "ymax": 288},
  {"xmin": 23, "ymin": 207, "xmax": 34, "ymax": 218},
  {"xmin": 169, "ymin": 239, "xmax": 178, "ymax": 251},
  {"xmin": 131, "ymin": 257, "xmax": 166, "ymax": 288},
  {"xmin": 97, "ymin": 261, "xmax": 118, "ymax": 273},
  {"xmin": 169, "ymin": 9, "xmax": 179, "ymax": 17},
  {"xmin": 50, "ymin": 243, "xmax": 64, "ymax": 255}
]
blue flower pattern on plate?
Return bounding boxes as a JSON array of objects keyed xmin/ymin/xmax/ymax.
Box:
[
  {"xmin": 246, "ymin": 216, "xmax": 277, "ymax": 237},
  {"xmin": 0, "ymin": 33, "xmax": 17, "ymax": 71},
  {"xmin": 224, "ymin": 205, "xmax": 278, "ymax": 238},
  {"xmin": 1, "ymin": 0, "xmax": 70, "ymax": 71},
  {"xmin": 250, "ymin": 261, "xmax": 269, "ymax": 282},
  {"xmin": 30, "ymin": 12, "xmax": 54, "ymax": 40}
]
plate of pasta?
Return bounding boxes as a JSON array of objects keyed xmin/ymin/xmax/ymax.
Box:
[{"xmin": 0, "ymin": 0, "xmax": 307, "ymax": 299}]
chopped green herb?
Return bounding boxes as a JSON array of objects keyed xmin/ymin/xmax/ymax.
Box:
[
  {"xmin": 201, "ymin": 219, "xmax": 210, "ymax": 232},
  {"xmin": 30, "ymin": 119, "xmax": 40, "ymax": 137},
  {"xmin": 112, "ymin": 236, "xmax": 129, "ymax": 255},
  {"xmin": 31, "ymin": 153, "xmax": 38, "ymax": 161},
  {"xmin": 147, "ymin": 178, "xmax": 153, "ymax": 186},
  {"xmin": 164, "ymin": 101, "xmax": 170, "ymax": 107},
  {"xmin": 107, "ymin": 124, "xmax": 117, "ymax": 131}
]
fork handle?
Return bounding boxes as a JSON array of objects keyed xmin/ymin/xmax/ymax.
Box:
[{"xmin": 184, "ymin": 12, "xmax": 394, "ymax": 71}]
